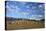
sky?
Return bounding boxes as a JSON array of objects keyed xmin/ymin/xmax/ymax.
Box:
[{"xmin": 5, "ymin": 1, "xmax": 45, "ymax": 20}]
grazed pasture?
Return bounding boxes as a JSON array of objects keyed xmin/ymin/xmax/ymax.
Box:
[{"xmin": 6, "ymin": 20, "xmax": 44, "ymax": 30}]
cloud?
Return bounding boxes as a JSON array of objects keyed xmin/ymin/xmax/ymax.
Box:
[
  {"xmin": 38, "ymin": 4, "xmax": 44, "ymax": 10},
  {"xmin": 26, "ymin": 5, "xmax": 30, "ymax": 8},
  {"xmin": 20, "ymin": 12, "xmax": 29, "ymax": 15},
  {"xmin": 6, "ymin": 5, "xmax": 9, "ymax": 8},
  {"xmin": 39, "ymin": 5, "xmax": 42, "ymax": 8},
  {"xmin": 26, "ymin": 4, "xmax": 32, "ymax": 8},
  {"xmin": 29, "ymin": 15, "xmax": 44, "ymax": 20},
  {"xmin": 21, "ymin": 2, "xmax": 26, "ymax": 5},
  {"xmin": 6, "ymin": 2, "xmax": 10, "ymax": 8},
  {"xmin": 32, "ymin": 6, "xmax": 37, "ymax": 10},
  {"xmin": 6, "ymin": 1, "xmax": 44, "ymax": 20}
]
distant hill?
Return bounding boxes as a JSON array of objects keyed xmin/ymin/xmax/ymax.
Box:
[{"xmin": 5, "ymin": 17, "xmax": 45, "ymax": 21}]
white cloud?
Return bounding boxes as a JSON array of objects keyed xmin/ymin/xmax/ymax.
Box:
[
  {"xmin": 32, "ymin": 15, "xmax": 43, "ymax": 17},
  {"xmin": 26, "ymin": 5, "xmax": 30, "ymax": 8},
  {"xmin": 15, "ymin": 6, "xmax": 19, "ymax": 8},
  {"xmin": 19, "ymin": 12, "xmax": 29, "ymax": 15},
  {"xmin": 26, "ymin": 9, "xmax": 30, "ymax": 11},
  {"xmin": 32, "ymin": 6, "xmax": 37, "ymax": 10},
  {"xmin": 10, "ymin": 5, "xmax": 16, "ymax": 8},
  {"xmin": 26, "ymin": 4, "xmax": 32, "ymax": 8},
  {"xmin": 29, "ymin": 15, "xmax": 43, "ymax": 20},
  {"xmin": 7, "ymin": 5, "xmax": 20, "ymax": 14},
  {"xmin": 38, "ymin": 5, "xmax": 44, "ymax": 11},
  {"xmin": 39, "ymin": 5, "xmax": 42, "ymax": 8},
  {"xmin": 38, "ymin": 5, "xmax": 44, "ymax": 9},
  {"xmin": 21, "ymin": 2, "xmax": 26, "ymax": 5},
  {"xmin": 6, "ymin": 2, "xmax": 10, "ymax": 8},
  {"xmin": 6, "ymin": 5, "xmax": 10, "ymax": 8},
  {"xmin": 15, "ymin": 6, "xmax": 21, "ymax": 13},
  {"xmin": 6, "ymin": 2, "xmax": 9, "ymax": 5}
]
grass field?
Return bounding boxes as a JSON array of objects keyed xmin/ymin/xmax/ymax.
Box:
[{"xmin": 6, "ymin": 20, "xmax": 44, "ymax": 30}]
